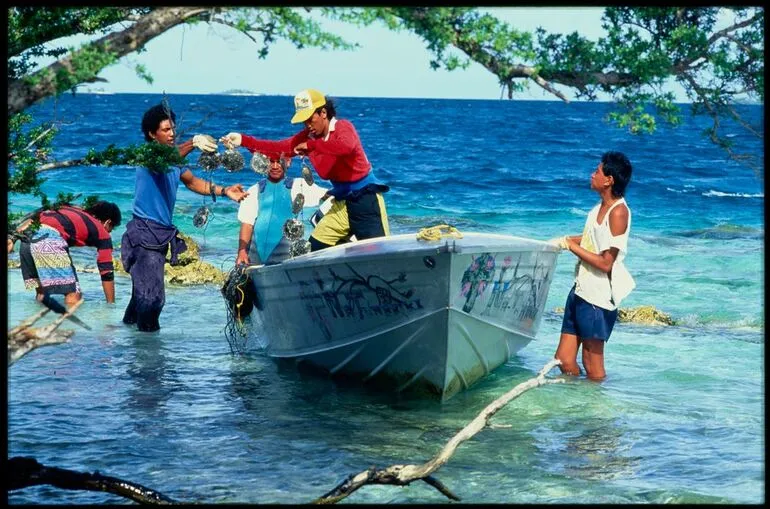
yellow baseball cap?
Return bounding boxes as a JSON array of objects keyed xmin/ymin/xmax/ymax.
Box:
[{"xmin": 291, "ymin": 89, "xmax": 326, "ymax": 124}]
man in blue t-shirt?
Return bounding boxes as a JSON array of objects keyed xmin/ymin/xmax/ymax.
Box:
[{"xmin": 121, "ymin": 103, "xmax": 248, "ymax": 332}]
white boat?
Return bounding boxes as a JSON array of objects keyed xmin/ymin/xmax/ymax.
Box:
[{"xmin": 244, "ymin": 232, "xmax": 560, "ymax": 401}]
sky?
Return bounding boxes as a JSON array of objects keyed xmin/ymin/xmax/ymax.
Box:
[{"xmin": 41, "ymin": 8, "xmax": 697, "ymax": 101}]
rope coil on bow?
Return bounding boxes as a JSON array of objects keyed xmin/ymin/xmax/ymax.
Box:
[{"xmin": 416, "ymin": 224, "xmax": 463, "ymax": 242}]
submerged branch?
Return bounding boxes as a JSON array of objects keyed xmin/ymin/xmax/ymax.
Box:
[
  {"xmin": 312, "ymin": 359, "xmax": 565, "ymax": 504},
  {"xmin": 8, "ymin": 457, "xmax": 179, "ymax": 504},
  {"xmin": 7, "ymin": 298, "xmax": 84, "ymax": 366}
]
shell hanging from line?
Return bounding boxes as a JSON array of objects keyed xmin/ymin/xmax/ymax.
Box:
[
  {"xmin": 291, "ymin": 193, "xmax": 305, "ymax": 215},
  {"xmin": 222, "ymin": 149, "xmax": 245, "ymax": 172},
  {"xmin": 251, "ymin": 152, "xmax": 270, "ymax": 175},
  {"xmin": 290, "ymin": 239, "xmax": 311, "ymax": 258},
  {"xmin": 301, "ymin": 165, "xmax": 314, "ymax": 186},
  {"xmin": 193, "ymin": 205, "xmax": 211, "ymax": 228},
  {"xmin": 283, "ymin": 218, "xmax": 304, "ymax": 241},
  {"xmin": 198, "ymin": 151, "xmax": 221, "ymax": 171}
]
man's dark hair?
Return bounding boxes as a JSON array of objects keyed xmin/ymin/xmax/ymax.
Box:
[
  {"xmin": 85, "ymin": 201, "xmax": 122, "ymax": 227},
  {"xmin": 317, "ymin": 97, "xmax": 336, "ymax": 119},
  {"xmin": 601, "ymin": 151, "xmax": 633, "ymax": 198},
  {"xmin": 141, "ymin": 104, "xmax": 176, "ymax": 142}
]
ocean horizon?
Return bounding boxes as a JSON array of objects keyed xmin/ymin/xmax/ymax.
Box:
[{"xmin": 73, "ymin": 90, "xmax": 768, "ymax": 105}]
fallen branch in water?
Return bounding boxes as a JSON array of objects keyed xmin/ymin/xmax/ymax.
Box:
[
  {"xmin": 7, "ymin": 298, "xmax": 85, "ymax": 366},
  {"xmin": 7, "ymin": 457, "xmax": 178, "ymax": 505},
  {"xmin": 312, "ymin": 358, "xmax": 565, "ymax": 504}
]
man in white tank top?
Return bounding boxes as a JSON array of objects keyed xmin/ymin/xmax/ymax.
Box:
[{"xmin": 552, "ymin": 151, "xmax": 634, "ymax": 381}]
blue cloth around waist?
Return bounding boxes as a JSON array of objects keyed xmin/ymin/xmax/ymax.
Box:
[
  {"xmin": 329, "ymin": 170, "xmax": 389, "ymax": 200},
  {"xmin": 121, "ymin": 215, "xmax": 187, "ymax": 272}
]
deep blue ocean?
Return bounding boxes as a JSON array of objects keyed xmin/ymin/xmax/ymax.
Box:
[{"xmin": 7, "ymin": 94, "xmax": 764, "ymax": 503}]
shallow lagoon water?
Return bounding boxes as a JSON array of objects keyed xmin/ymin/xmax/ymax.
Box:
[{"xmin": 7, "ymin": 94, "xmax": 763, "ymax": 503}]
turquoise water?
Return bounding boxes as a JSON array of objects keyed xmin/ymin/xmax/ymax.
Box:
[{"xmin": 7, "ymin": 94, "xmax": 764, "ymax": 503}]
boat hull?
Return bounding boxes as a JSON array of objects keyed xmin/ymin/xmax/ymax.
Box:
[{"xmin": 246, "ymin": 233, "xmax": 559, "ymax": 400}]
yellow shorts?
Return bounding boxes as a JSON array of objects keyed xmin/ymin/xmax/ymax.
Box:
[{"xmin": 311, "ymin": 192, "xmax": 390, "ymax": 246}]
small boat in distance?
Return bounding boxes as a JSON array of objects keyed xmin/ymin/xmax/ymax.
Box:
[{"xmin": 245, "ymin": 231, "xmax": 560, "ymax": 401}]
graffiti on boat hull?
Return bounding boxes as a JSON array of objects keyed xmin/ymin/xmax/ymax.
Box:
[
  {"xmin": 459, "ymin": 252, "xmax": 553, "ymax": 324},
  {"xmin": 297, "ymin": 263, "xmax": 423, "ymax": 335}
]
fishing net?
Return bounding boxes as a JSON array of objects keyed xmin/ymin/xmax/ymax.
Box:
[{"xmin": 221, "ymin": 263, "xmax": 257, "ymax": 355}]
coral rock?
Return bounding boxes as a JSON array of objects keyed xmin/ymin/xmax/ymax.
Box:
[
  {"xmin": 112, "ymin": 232, "xmax": 225, "ymax": 286},
  {"xmin": 618, "ymin": 306, "xmax": 676, "ymax": 326},
  {"xmin": 553, "ymin": 305, "xmax": 676, "ymax": 326}
]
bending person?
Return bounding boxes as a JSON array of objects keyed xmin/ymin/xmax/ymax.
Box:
[
  {"xmin": 9, "ymin": 201, "xmax": 122, "ymax": 308},
  {"xmin": 121, "ymin": 103, "xmax": 248, "ymax": 332},
  {"xmin": 221, "ymin": 88, "xmax": 389, "ymax": 251}
]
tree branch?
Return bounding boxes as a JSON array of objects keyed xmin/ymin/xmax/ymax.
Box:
[
  {"xmin": 312, "ymin": 359, "xmax": 565, "ymax": 504},
  {"xmin": 725, "ymin": 103, "xmax": 762, "ymax": 138},
  {"xmin": 8, "ymin": 457, "xmax": 178, "ymax": 504},
  {"xmin": 8, "ymin": 125, "xmax": 56, "ymax": 161},
  {"xmin": 207, "ymin": 17, "xmax": 259, "ymax": 43},
  {"xmin": 8, "ymin": 7, "xmax": 212, "ymax": 115},
  {"xmin": 36, "ymin": 159, "xmax": 86, "ymax": 173},
  {"xmin": 523, "ymin": 68, "xmax": 570, "ymax": 102},
  {"xmin": 7, "ymin": 298, "xmax": 85, "ymax": 366},
  {"xmin": 682, "ymin": 72, "xmax": 763, "ymax": 179},
  {"xmin": 707, "ymin": 11, "xmax": 763, "ymax": 46}
]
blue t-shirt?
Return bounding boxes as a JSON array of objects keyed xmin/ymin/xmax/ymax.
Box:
[{"xmin": 132, "ymin": 166, "xmax": 183, "ymax": 227}]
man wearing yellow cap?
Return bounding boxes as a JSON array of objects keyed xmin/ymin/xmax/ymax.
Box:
[{"xmin": 221, "ymin": 89, "xmax": 389, "ymax": 251}]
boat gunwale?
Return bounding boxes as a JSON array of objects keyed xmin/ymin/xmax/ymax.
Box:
[{"xmin": 244, "ymin": 232, "xmax": 559, "ymax": 275}]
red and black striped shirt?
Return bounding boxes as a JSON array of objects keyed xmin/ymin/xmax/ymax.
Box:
[{"xmin": 39, "ymin": 205, "xmax": 115, "ymax": 281}]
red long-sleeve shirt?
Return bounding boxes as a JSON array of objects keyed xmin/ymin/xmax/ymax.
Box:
[
  {"xmin": 39, "ymin": 205, "xmax": 115, "ymax": 281},
  {"xmin": 240, "ymin": 118, "xmax": 371, "ymax": 183}
]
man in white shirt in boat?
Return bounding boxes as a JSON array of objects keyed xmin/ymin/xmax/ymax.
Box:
[{"xmin": 236, "ymin": 151, "xmax": 329, "ymax": 266}]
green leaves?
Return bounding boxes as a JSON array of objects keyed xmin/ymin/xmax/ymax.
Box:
[
  {"xmin": 84, "ymin": 143, "xmax": 187, "ymax": 174},
  {"xmin": 55, "ymin": 45, "xmax": 119, "ymax": 94},
  {"xmin": 7, "ymin": 112, "xmax": 53, "ymax": 196},
  {"xmin": 134, "ymin": 64, "xmax": 154, "ymax": 85},
  {"xmin": 6, "ymin": 5, "xmax": 763, "ymax": 200},
  {"xmin": 8, "ymin": 7, "xmax": 146, "ymax": 80},
  {"xmin": 220, "ymin": 7, "xmax": 358, "ymax": 60}
]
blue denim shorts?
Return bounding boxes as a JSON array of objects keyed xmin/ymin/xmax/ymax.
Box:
[{"xmin": 561, "ymin": 285, "xmax": 618, "ymax": 342}]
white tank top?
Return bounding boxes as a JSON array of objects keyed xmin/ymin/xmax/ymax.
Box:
[{"xmin": 574, "ymin": 198, "xmax": 633, "ymax": 310}]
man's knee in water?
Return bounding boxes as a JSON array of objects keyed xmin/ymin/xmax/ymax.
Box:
[{"xmin": 309, "ymin": 235, "xmax": 334, "ymax": 252}]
